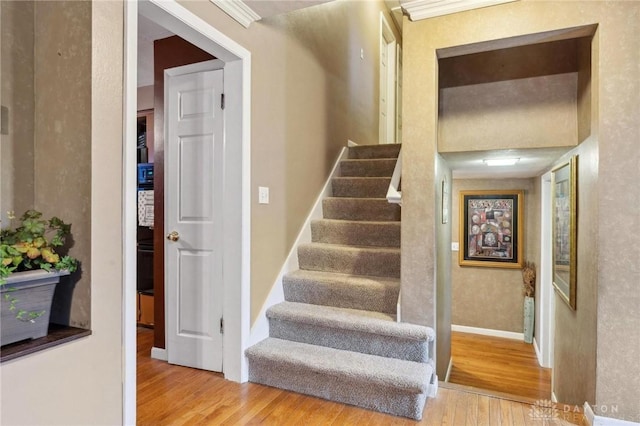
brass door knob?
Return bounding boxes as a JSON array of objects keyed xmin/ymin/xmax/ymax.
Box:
[{"xmin": 166, "ymin": 231, "xmax": 179, "ymax": 242}]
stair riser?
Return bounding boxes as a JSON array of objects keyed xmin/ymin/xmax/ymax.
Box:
[
  {"xmin": 322, "ymin": 199, "xmax": 400, "ymax": 221},
  {"xmin": 269, "ymin": 318, "xmax": 430, "ymax": 363},
  {"xmin": 298, "ymin": 246, "xmax": 400, "ymax": 278},
  {"xmin": 340, "ymin": 159, "xmax": 396, "ymax": 177},
  {"xmin": 311, "ymin": 221, "xmax": 400, "ymax": 248},
  {"xmin": 348, "ymin": 145, "xmax": 401, "ymax": 160},
  {"xmin": 248, "ymin": 361, "xmax": 427, "ymax": 420},
  {"xmin": 332, "ymin": 178, "xmax": 390, "ymax": 198},
  {"xmin": 282, "ymin": 276, "xmax": 398, "ymax": 314}
]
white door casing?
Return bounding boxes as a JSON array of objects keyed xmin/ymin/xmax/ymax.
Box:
[
  {"xmin": 395, "ymin": 44, "xmax": 403, "ymax": 144},
  {"xmin": 538, "ymin": 172, "xmax": 555, "ymax": 369},
  {"xmin": 379, "ymin": 12, "xmax": 396, "ymax": 144},
  {"xmin": 125, "ymin": 1, "xmax": 251, "ymax": 422},
  {"xmin": 165, "ymin": 61, "xmax": 225, "ymax": 371}
]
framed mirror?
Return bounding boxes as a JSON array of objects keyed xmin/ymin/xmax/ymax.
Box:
[{"xmin": 551, "ymin": 156, "xmax": 578, "ymax": 310}]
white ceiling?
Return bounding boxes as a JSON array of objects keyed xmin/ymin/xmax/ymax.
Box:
[
  {"xmin": 441, "ymin": 147, "xmax": 572, "ymax": 179},
  {"xmin": 243, "ymin": 0, "xmax": 330, "ymax": 18},
  {"xmin": 137, "ymin": 1, "xmax": 332, "ymax": 87},
  {"xmin": 138, "ymin": 14, "xmax": 174, "ymax": 87}
]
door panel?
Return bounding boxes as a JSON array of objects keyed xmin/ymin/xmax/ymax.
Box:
[
  {"xmin": 179, "ymin": 135, "xmax": 213, "ymax": 221},
  {"xmin": 166, "ymin": 64, "xmax": 224, "ymax": 372}
]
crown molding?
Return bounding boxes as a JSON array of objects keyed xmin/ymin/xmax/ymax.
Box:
[
  {"xmin": 401, "ymin": 0, "xmax": 517, "ymax": 21},
  {"xmin": 210, "ymin": 0, "xmax": 261, "ymax": 28}
]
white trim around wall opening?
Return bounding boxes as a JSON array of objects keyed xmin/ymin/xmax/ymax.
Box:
[
  {"xmin": 123, "ymin": 0, "xmax": 252, "ymax": 423},
  {"xmin": 379, "ymin": 12, "xmax": 397, "ymax": 144}
]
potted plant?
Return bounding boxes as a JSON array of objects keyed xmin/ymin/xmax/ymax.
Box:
[
  {"xmin": 1, "ymin": 210, "xmax": 78, "ymax": 346},
  {"xmin": 522, "ymin": 261, "xmax": 536, "ymax": 344}
]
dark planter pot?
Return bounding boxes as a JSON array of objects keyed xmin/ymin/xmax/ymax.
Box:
[{"xmin": 1, "ymin": 270, "xmax": 69, "ymax": 346}]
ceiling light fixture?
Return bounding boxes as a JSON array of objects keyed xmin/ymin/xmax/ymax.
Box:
[{"xmin": 483, "ymin": 158, "xmax": 520, "ymax": 167}]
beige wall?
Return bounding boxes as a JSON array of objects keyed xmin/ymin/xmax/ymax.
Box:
[
  {"xmin": 434, "ymin": 154, "xmax": 451, "ymax": 376},
  {"xmin": 178, "ymin": 0, "xmax": 400, "ymax": 322},
  {"xmin": 438, "ymin": 39, "xmax": 583, "ymax": 152},
  {"xmin": 451, "ymin": 178, "xmax": 538, "ymax": 333},
  {"xmin": 552, "ymin": 137, "xmax": 598, "ymax": 407},
  {"xmin": 0, "ymin": 1, "xmax": 35, "ymax": 225},
  {"xmin": 439, "ymin": 73, "xmax": 578, "ymax": 151},
  {"xmin": 0, "ymin": 1, "xmax": 124, "ymax": 424},
  {"xmin": 403, "ymin": 1, "xmax": 640, "ymax": 420},
  {"xmin": 0, "ymin": 1, "xmax": 92, "ymax": 328},
  {"xmin": 33, "ymin": 1, "xmax": 92, "ymax": 329}
]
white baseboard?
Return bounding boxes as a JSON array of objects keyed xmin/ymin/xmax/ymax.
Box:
[
  {"xmin": 444, "ymin": 357, "xmax": 453, "ymax": 382},
  {"xmin": 151, "ymin": 346, "xmax": 167, "ymax": 361},
  {"xmin": 533, "ymin": 337, "xmax": 543, "ymax": 366},
  {"xmin": 347, "ymin": 139, "xmax": 358, "ymax": 147},
  {"xmin": 452, "ymin": 324, "xmax": 524, "ymax": 341},
  {"xmin": 427, "ymin": 373, "xmax": 439, "ymax": 398},
  {"xmin": 248, "ymin": 146, "xmax": 350, "ymax": 346},
  {"xmin": 584, "ymin": 402, "xmax": 640, "ymax": 426}
]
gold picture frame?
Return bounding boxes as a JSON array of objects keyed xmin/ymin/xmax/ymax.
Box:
[
  {"xmin": 551, "ymin": 156, "xmax": 578, "ymax": 310},
  {"xmin": 459, "ymin": 190, "xmax": 524, "ymax": 269}
]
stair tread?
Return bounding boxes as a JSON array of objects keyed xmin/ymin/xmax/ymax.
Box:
[
  {"xmin": 283, "ymin": 269, "xmax": 399, "ymax": 314},
  {"xmin": 286, "ymin": 269, "xmax": 400, "ymax": 285},
  {"xmin": 333, "ymin": 177, "xmax": 392, "ymax": 183},
  {"xmin": 348, "ymin": 144, "xmax": 401, "ymax": 160},
  {"xmin": 268, "ymin": 301, "xmax": 434, "ymax": 341},
  {"xmin": 299, "ymin": 242, "xmax": 400, "ymax": 253},
  {"xmin": 341, "ymin": 158, "xmax": 398, "ymax": 163},
  {"xmin": 322, "ymin": 198, "xmax": 400, "ymax": 222},
  {"xmin": 246, "ymin": 337, "xmax": 431, "ymax": 394},
  {"xmin": 325, "ymin": 196, "xmax": 390, "ymax": 201},
  {"xmin": 312, "ymin": 218, "xmax": 400, "ymax": 226}
]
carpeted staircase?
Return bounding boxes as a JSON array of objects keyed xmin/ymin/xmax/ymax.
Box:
[{"xmin": 246, "ymin": 144, "xmax": 436, "ymax": 420}]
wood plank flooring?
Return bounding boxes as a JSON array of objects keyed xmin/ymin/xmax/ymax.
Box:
[
  {"xmin": 447, "ymin": 331, "xmax": 552, "ymax": 401},
  {"xmin": 137, "ymin": 328, "xmax": 581, "ymax": 425}
]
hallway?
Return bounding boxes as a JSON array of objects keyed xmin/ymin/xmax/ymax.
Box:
[{"xmin": 447, "ymin": 331, "xmax": 551, "ymax": 401}]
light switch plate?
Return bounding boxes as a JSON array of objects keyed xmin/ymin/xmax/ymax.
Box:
[
  {"xmin": 451, "ymin": 242, "xmax": 459, "ymax": 251},
  {"xmin": 258, "ymin": 186, "xmax": 269, "ymax": 204}
]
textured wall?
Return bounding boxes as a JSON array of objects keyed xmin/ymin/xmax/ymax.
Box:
[
  {"xmin": 434, "ymin": 154, "xmax": 452, "ymax": 376},
  {"xmin": 451, "ymin": 178, "xmax": 537, "ymax": 333},
  {"xmin": 0, "ymin": 1, "xmax": 35, "ymax": 225},
  {"xmin": 1, "ymin": 1, "xmax": 125, "ymax": 424},
  {"xmin": 553, "ymin": 137, "xmax": 598, "ymax": 407},
  {"xmin": 33, "ymin": 0, "xmax": 92, "ymax": 328},
  {"xmin": 403, "ymin": 1, "xmax": 640, "ymax": 420},
  {"xmin": 439, "ymin": 73, "xmax": 578, "ymax": 152},
  {"xmin": 178, "ymin": 0, "xmax": 400, "ymax": 322}
]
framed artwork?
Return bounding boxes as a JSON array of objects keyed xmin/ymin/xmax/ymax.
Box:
[
  {"xmin": 552, "ymin": 156, "xmax": 578, "ymax": 310},
  {"xmin": 459, "ymin": 190, "xmax": 524, "ymax": 268}
]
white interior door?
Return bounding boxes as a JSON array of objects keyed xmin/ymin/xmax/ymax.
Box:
[
  {"xmin": 165, "ymin": 61, "xmax": 224, "ymax": 372},
  {"xmin": 379, "ymin": 13, "xmax": 396, "ymax": 144}
]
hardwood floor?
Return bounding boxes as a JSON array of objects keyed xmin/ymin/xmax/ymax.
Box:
[
  {"xmin": 447, "ymin": 331, "xmax": 552, "ymax": 401},
  {"xmin": 137, "ymin": 328, "xmax": 582, "ymax": 425}
]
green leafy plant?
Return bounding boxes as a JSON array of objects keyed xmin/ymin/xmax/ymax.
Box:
[{"xmin": 1, "ymin": 210, "xmax": 78, "ymax": 322}]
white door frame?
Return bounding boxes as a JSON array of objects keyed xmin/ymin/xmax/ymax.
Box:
[
  {"xmin": 537, "ymin": 171, "xmax": 554, "ymax": 369},
  {"xmin": 379, "ymin": 12, "xmax": 396, "ymax": 144},
  {"xmin": 165, "ymin": 60, "xmax": 225, "ymax": 371},
  {"xmin": 395, "ymin": 44, "xmax": 403, "ymax": 144},
  {"xmin": 123, "ymin": 0, "xmax": 252, "ymax": 423}
]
